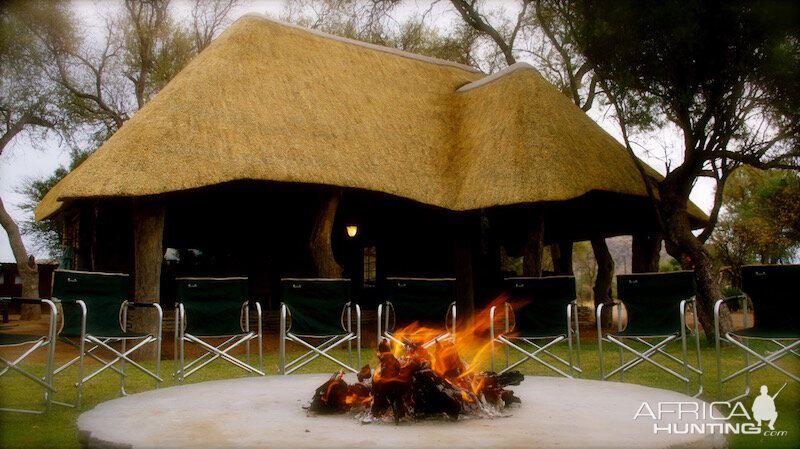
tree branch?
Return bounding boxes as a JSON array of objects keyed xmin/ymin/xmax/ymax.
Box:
[
  {"xmin": 450, "ymin": 0, "xmax": 517, "ymax": 66},
  {"xmin": 0, "ymin": 113, "xmax": 55, "ymax": 156}
]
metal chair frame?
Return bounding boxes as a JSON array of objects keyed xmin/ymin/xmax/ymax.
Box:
[
  {"xmin": 377, "ymin": 277, "xmax": 457, "ymax": 349},
  {"xmin": 377, "ymin": 301, "xmax": 456, "ymax": 349},
  {"xmin": 0, "ymin": 297, "xmax": 58, "ymax": 414},
  {"xmin": 175, "ymin": 298, "xmax": 264, "ymax": 383},
  {"xmin": 597, "ymin": 297, "xmax": 703, "ymax": 397},
  {"xmin": 490, "ymin": 300, "xmax": 582, "ymax": 378},
  {"xmin": 279, "ymin": 300, "xmax": 361, "ymax": 375},
  {"xmin": 53, "ymin": 298, "xmax": 163, "ymax": 409},
  {"xmin": 714, "ymin": 295, "xmax": 800, "ymax": 401}
]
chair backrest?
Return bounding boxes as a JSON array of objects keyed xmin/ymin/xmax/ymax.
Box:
[
  {"xmin": 616, "ymin": 271, "xmax": 696, "ymax": 335},
  {"xmin": 281, "ymin": 279, "xmax": 351, "ymax": 336},
  {"xmin": 176, "ymin": 277, "xmax": 248, "ymax": 336},
  {"xmin": 52, "ymin": 270, "xmax": 129, "ymax": 337},
  {"xmin": 386, "ymin": 277, "xmax": 455, "ymax": 327},
  {"xmin": 504, "ymin": 276, "xmax": 576, "ymax": 336},
  {"xmin": 741, "ymin": 264, "xmax": 800, "ymax": 332}
]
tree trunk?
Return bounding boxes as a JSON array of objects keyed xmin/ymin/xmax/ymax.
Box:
[
  {"xmin": 632, "ymin": 233, "xmax": 661, "ymax": 273},
  {"xmin": 522, "ymin": 210, "xmax": 544, "ymax": 277},
  {"xmin": 591, "ymin": 237, "xmax": 614, "ymax": 328},
  {"xmin": 132, "ymin": 199, "xmax": 165, "ymax": 359},
  {"xmin": 664, "ymin": 239, "xmax": 692, "ymax": 270},
  {"xmin": 310, "ymin": 189, "xmax": 343, "ymax": 278},
  {"xmin": 659, "ymin": 190, "xmax": 733, "ymax": 341},
  {"xmin": 0, "ymin": 196, "xmax": 40, "ymax": 320},
  {"xmin": 550, "ymin": 241, "xmax": 574, "ymax": 275}
]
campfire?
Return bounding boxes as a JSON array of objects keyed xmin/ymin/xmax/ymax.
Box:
[{"xmin": 307, "ymin": 314, "xmax": 524, "ymax": 423}]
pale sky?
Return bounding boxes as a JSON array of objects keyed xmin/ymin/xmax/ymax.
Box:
[{"xmin": 0, "ymin": 0, "xmax": 716, "ymax": 263}]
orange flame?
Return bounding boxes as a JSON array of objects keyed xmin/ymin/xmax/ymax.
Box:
[{"xmin": 373, "ymin": 294, "xmax": 526, "ymax": 401}]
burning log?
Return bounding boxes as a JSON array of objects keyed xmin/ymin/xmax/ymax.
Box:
[{"xmin": 308, "ymin": 330, "xmax": 524, "ymax": 422}]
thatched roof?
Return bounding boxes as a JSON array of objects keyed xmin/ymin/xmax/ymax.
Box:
[{"xmin": 36, "ymin": 14, "xmax": 706, "ymax": 224}]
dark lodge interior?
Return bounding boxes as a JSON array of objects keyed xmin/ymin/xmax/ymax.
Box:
[{"xmin": 60, "ymin": 179, "xmax": 672, "ymax": 313}]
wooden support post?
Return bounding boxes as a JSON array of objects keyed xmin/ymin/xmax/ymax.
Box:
[
  {"xmin": 632, "ymin": 233, "xmax": 662, "ymax": 273},
  {"xmin": 591, "ymin": 237, "xmax": 614, "ymax": 328},
  {"xmin": 522, "ymin": 209, "xmax": 544, "ymax": 277},
  {"xmin": 132, "ymin": 199, "xmax": 165, "ymax": 359},
  {"xmin": 550, "ymin": 241, "xmax": 574, "ymax": 275}
]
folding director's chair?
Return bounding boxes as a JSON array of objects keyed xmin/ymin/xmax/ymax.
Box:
[
  {"xmin": 598, "ymin": 271, "xmax": 703, "ymax": 396},
  {"xmin": 0, "ymin": 297, "xmax": 58, "ymax": 414},
  {"xmin": 715, "ymin": 264, "xmax": 800, "ymax": 401},
  {"xmin": 279, "ymin": 278, "xmax": 360, "ymax": 374},
  {"xmin": 52, "ymin": 270, "xmax": 163, "ymax": 409},
  {"xmin": 174, "ymin": 277, "xmax": 263, "ymax": 383},
  {"xmin": 490, "ymin": 276, "xmax": 581, "ymax": 378},
  {"xmin": 378, "ymin": 277, "xmax": 456, "ymax": 348}
]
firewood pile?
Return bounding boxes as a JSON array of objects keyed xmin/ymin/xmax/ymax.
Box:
[{"xmin": 307, "ymin": 335, "xmax": 523, "ymax": 423}]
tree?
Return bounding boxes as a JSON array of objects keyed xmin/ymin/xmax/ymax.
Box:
[
  {"xmin": 722, "ymin": 167, "xmax": 800, "ymax": 263},
  {"xmin": 18, "ymin": 0, "xmax": 238, "ymax": 261},
  {"xmin": 572, "ymin": 0, "xmax": 800, "ymax": 339},
  {"xmin": 17, "ymin": 148, "xmax": 91, "ymax": 259},
  {"xmin": 0, "ymin": 1, "xmax": 72, "ymax": 319},
  {"xmin": 711, "ymin": 167, "xmax": 800, "ymax": 286}
]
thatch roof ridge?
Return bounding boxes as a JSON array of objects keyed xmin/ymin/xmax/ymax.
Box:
[
  {"xmin": 241, "ymin": 13, "xmax": 482, "ymax": 74},
  {"xmin": 456, "ymin": 62, "xmax": 536, "ymax": 92}
]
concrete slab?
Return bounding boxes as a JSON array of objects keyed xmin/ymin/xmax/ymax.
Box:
[{"xmin": 77, "ymin": 375, "xmax": 726, "ymax": 449}]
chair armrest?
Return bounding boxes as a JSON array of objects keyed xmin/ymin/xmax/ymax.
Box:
[
  {"xmin": 0, "ymin": 296, "xmax": 50, "ymax": 305},
  {"xmin": 713, "ymin": 295, "xmax": 746, "ymax": 318},
  {"xmin": 595, "ymin": 301, "xmax": 622, "ymax": 334},
  {"xmin": 714, "ymin": 295, "xmax": 747, "ymax": 336},
  {"xmin": 714, "ymin": 295, "xmax": 746, "ymax": 306},
  {"xmin": 121, "ymin": 301, "xmax": 163, "ymax": 333},
  {"xmin": 124, "ymin": 301, "xmax": 163, "ymax": 309}
]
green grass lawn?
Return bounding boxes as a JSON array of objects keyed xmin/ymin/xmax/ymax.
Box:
[{"xmin": 1, "ymin": 339, "xmax": 798, "ymax": 448}]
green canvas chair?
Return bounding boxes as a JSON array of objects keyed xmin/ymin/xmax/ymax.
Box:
[
  {"xmin": 279, "ymin": 278, "xmax": 360, "ymax": 374},
  {"xmin": 174, "ymin": 277, "xmax": 263, "ymax": 382},
  {"xmin": 597, "ymin": 271, "xmax": 703, "ymax": 396},
  {"xmin": 490, "ymin": 276, "xmax": 581, "ymax": 378},
  {"xmin": 378, "ymin": 277, "xmax": 456, "ymax": 348},
  {"xmin": 715, "ymin": 264, "xmax": 800, "ymax": 401},
  {"xmin": 0, "ymin": 297, "xmax": 58, "ymax": 414},
  {"xmin": 52, "ymin": 270, "xmax": 163, "ymax": 409}
]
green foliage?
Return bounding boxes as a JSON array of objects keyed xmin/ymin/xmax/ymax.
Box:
[
  {"xmin": 0, "ymin": 1, "xmax": 72, "ymax": 153},
  {"xmin": 658, "ymin": 257, "xmax": 682, "ymax": 272},
  {"xmin": 711, "ymin": 167, "xmax": 800, "ymax": 280},
  {"xmin": 17, "ymin": 148, "xmax": 91, "ymax": 259},
  {"xmin": 572, "ymin": 241, "xmax": 596, "ymax": 303},
  {"xmin": 575, "ymin": 0, "xmax": 800, "ymax": 142},
  {"xmin": 11, "ymin": 1, "xmax": 238, "ymax": 257}
]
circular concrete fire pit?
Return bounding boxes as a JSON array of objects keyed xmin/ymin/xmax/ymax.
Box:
[{"xmin": 78, "ymin": 374, "xmax": 724, "ymax": 449}]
